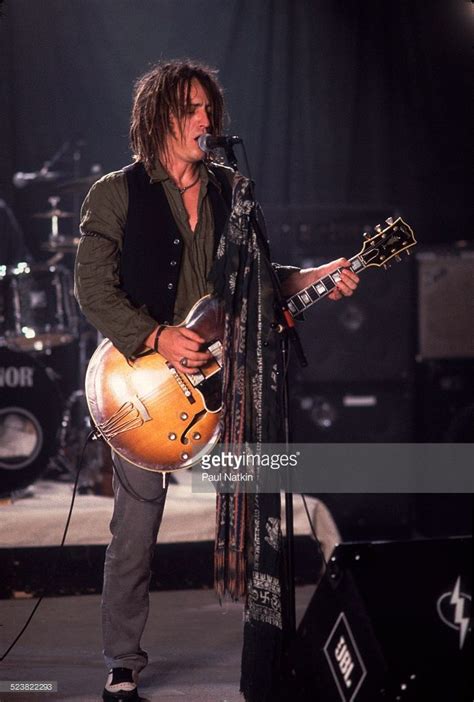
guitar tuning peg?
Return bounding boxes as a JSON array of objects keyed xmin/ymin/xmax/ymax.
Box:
[
  {"xmin": 363, "ymin": 232, "xmax": 371, "ymax": 240},
  {"xmin": 395, "ymin": 255, "xmax": 402, "ymax": 262},
  {"xmin": 382, "ymin": 263, "xmax": 388, "ymax": 271},
  {"xmin": 406, "ymin": 249, "xmax": 411, "ymax": 256},
  {"xmin": 385, "ymin": 217, "xmax": 394, "ymax": 225},
  {"xmin": 374, "ymin": 224, "xmax": 382, "ymax": 233}
]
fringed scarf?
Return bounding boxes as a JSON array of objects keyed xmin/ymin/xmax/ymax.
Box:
[{"xmin": 209, "ymin": 174, "xmax": 287, "ymax": 702}]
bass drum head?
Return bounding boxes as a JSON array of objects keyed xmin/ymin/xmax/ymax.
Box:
[{"xmin": 0, "ymin": 348, "xmax": 62, "ymax": 496}]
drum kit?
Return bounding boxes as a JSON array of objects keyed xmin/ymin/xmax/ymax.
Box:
[{"xmin": 0, "ymin": 170, "xmax": 104, "ymax": 498}]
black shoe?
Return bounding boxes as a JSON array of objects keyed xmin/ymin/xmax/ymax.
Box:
[{"xmin": 102, "ymin": 667, "xmax": 139, "ymax": 701}]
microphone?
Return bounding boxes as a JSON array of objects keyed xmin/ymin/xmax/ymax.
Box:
[
  {"xmin": 12, "ymin": 170, "xmax": 63, "ymax": 189},
  {"xmin": 197, "ymin": 134, "xmax": 242, "ymax": 153}
]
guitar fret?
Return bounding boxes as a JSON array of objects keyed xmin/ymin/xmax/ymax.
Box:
[
  {"xmin": 292, "ymin": 295, "xmax": 306, "ymax": 311},
  {"xmin": 321, "ymin": 275, "xmax": 335, "ymax": 291},
  {"xmin": 306, "ymin": 286, "xmax": 320, "ymax": 302},
  {"xmin": 299, "ymin": 289, "xmax": 313, "ymax": 306},
  {"xmin": 314, "ymin": 280, "xmax": 327, "ymax": 295},
  {"xmin": 350, "ymin": 257, "xmax": 363, "ymax": 272},
  {"xmin": 287, "ymin": 299, "xmax": 298, "ymax": 315}
]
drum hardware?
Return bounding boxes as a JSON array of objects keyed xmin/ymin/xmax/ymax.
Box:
[
  {"xmin": 33, "ymin": 196, "xmax": 79, "ymax": 258},
  {"xmin": 41, "ymin": 236, "xmax": 81, "ymax": 254},
  {"xmin": 12, "ymin": 170, "xmax": 65, "ymax": 189},
  {"xmin": 32, "ymin": 208, "xmax": 74, "ymax": 219},
  {"xmin": 0, "ymin": 261, "xmax": 78, "ymax": 352},
  {"xmin": 45, "ymin": 388, "xmax": 103, "ymax": 492}
]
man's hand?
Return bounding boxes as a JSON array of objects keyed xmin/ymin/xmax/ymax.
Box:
[
  {"xmin": 281, "ymin": 258, "xmax": 360, "ymax": 301},
  {"xmin": 147, "ymin": 326, "xmax": 211, "ymax": 375}
]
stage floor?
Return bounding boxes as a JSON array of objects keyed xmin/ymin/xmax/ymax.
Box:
[
  {"xmin": 0, "ymin": 470, "xmax": 340, "ymax": 554},
  {"xmin": 0, "ymin": 586, "xmax": 314, "ymax": 702}
]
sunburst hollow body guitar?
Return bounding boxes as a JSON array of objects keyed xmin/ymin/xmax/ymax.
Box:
[{"xmin": 85, "ymin": 217, "xmax": 416, "ymax": 472}]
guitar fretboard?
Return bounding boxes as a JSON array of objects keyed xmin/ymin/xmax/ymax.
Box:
[{"xmin": 287, "ymin": 255, "xmax": 366, "ymax": 316}]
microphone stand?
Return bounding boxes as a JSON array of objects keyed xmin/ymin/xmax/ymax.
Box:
[{"xmin": 226, "ymin": 141, "xmax": 307, "ymax": 638}]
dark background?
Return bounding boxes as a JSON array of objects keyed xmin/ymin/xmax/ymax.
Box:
[
  {"xmin": 0, "ymin": 1, "xmax": 472, "ymax": 537},
  {"xmin": 0, "ymin": 0, "xmax": 471, "ymax": 255}
]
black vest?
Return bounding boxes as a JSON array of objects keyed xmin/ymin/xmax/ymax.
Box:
[{"xmin": 121, "ymin": 161, "xmax": 231, "ymax": 325}]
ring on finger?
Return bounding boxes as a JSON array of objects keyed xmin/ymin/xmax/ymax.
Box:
[{"xmin": 180, "ymin": 357, "xmax": 188, "ymax": 367}]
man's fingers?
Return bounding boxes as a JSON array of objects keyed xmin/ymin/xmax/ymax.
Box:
[
  {"xmin": 177, "ymin": 327, "xmax": 206, "ymax": 344},
  {"xmin": 328, "ymin": 289, "xmax": 342, "ymax": 301},
  {"xmin": 179, "ymin": 348, "xmax": 211, "ymax": 361}
]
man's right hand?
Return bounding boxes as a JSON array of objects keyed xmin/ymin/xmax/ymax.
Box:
[{"xmin": 151, "ymin": 326, "xmax": 212, "ymax": 375}]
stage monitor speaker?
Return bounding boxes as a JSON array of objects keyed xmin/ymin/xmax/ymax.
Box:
[
  {"xmin": 418, "ymin": 251, "xmax": 474, "ymax": 359},
  {"xmin": 290, "ymin": 382, "xmax": 414, "ymax": 443},
  {"xmin": 283, "ymin": 537, "xmax": 472, "ymax": 702}
]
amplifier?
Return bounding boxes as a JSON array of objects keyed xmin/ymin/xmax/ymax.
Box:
[
  {"xmin": 290, "ymin": 382, "xmax": 414, "ymax": 443},
  {"xmin": 417, "ymin": 251, "xmax": 474, "ymax": 359}
]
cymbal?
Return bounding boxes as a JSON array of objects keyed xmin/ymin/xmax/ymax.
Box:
[
  {"xmin": 33, "ymin": 208, "xmax": 74, "ymax": 219},
  {"xmin": 57, "ymin": 174, "xmax": 100, "ymax": 193},
  {"xmin": 41, "ymin": 236, "xmax": 80, "ymax": 252}
]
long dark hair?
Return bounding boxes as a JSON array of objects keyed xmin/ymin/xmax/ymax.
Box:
[{"xmin": 130, "ymin": 59, "xmax": 225, "ymax": 172}]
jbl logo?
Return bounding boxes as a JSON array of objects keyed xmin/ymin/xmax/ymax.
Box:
[
  {"xmin": 324, "ymin": 612, "xmax": 367, "ymax": 702},
  {"xmin": 0, "ymin": 366, "xmax": 34, "ymax": 387},
  {"xmin": 334, "ymin": 635, "xmax": 355, "ymax": 688}
]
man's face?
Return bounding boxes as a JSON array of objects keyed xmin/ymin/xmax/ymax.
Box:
[{"xmin": 166, "ymin": 79, "xmax": 212, "ymax": 164}]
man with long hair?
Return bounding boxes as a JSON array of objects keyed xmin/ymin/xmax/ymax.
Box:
[{"xmin": 75, "ymin": 59, "xmax": 358, "ymax": 702}]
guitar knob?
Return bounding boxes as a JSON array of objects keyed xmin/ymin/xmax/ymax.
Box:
[
  {"xmin": 385, "ymin": 217, "xmax": 394, "ymax": 225},
  {"xmin": 168, "ymin": 433, "xmax": 177, "ymax": 441},
  {"xmin": 193, "ymin": 432, "xmax": 201, "ymax": 440}
]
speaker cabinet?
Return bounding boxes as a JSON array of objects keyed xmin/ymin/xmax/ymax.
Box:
[
  {"xmin": 290, "ymin": 382, "xmax": 414, "ymax": 443},
  {"xmin": 264, "ymin": 205, "xmax": 415, "ymax": 383},
  {"xmin": 291, "ymin": 259, "xmax": 415, "ymax": 383},
  {"xmin": 416, "ymin": 359, "xmax": 474, "ymax": 442},
  {"xmin": 417, "ymin": 252, "xmax": 474, "ymax": 359},
  {"xmin": 283, "ymin": 537, "xmax": 472, "ymax": 701}
]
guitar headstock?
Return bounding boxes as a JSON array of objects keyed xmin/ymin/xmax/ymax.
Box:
[{"xmin": 358, "ymin": 217, "xmax": 416, "ymax": 269}]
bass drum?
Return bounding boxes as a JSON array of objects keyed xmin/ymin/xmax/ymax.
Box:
[{"xmin": 0, "ymin": 348, "xmax": 62, "ymax": 496}]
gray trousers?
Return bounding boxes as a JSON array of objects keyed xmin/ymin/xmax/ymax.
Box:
[{"xmin": 102, "ymin": 452, "xmax": 169, "ymax": 672}]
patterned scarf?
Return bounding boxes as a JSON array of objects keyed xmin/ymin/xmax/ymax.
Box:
[{"xmin": 209, "ymin": 174, "xmax": 286, "ymax": 702}]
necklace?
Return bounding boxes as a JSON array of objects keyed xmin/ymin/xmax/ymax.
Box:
[{"xmin": 176, "ymin": 173, "xmax": 200, "ymax": 195}]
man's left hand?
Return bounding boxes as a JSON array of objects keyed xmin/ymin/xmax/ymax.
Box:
[{"xmin": 282, "ymin": 258, "xmax": 360, "ymax": 300}]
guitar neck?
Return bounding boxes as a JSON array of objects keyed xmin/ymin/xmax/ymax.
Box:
[{"xmin": 286, "ymin": 254, "xmax": 366, "ymax": 317}]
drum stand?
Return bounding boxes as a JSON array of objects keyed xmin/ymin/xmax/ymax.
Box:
[
  {"xmin": 47, "ymin": 318, "xmax": 103, "ymax": 492},
  {"xmin": 35, "ymin": 204, "xmax": 102, "ymax": 489}
]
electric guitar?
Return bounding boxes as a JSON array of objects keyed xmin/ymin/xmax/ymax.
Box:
[{"xmin": 85, "ymin": 217, "xmax": 416, "ymax": 472}]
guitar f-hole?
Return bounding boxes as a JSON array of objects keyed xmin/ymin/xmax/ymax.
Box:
[{"xmin": 180, "ymin": 409, "xmax": 207, "ymax": 445}]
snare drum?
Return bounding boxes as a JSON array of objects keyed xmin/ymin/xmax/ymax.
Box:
[
  {"xmin": 0, "ymin": 262, "xmax": 78, "ymax": 351},
  {"xmin": 0, "ymin": 348, "xmax": 63, "ymax": 495}
]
